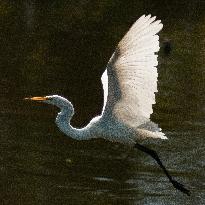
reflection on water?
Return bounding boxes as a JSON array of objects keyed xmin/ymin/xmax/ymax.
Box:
[{"xmin": 1, "ymin": 1, "xmax": 205, "ymax": 204}]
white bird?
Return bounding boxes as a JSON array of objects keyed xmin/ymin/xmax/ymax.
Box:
[{"xmin": 25, "ymin": 15, "xmax": 190, "ymax": 196}]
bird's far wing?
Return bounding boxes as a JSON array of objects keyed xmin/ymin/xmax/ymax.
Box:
[
  {"xmin": 101, "ymin": 69, "xmax": 108, "ymax": 114},
  {"xmin": 101, "ymin": 15, "xmax": 163, "ymax": 128}
]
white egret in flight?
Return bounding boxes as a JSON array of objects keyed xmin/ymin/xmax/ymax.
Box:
[{"xmin": 25, "ymin": 15, "xmax": 190, "ymax": 195}]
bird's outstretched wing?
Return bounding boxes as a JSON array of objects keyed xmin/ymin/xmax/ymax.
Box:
[{"xmin": 101, "ymin": 15, "xmax": 163, "ymax": 128}]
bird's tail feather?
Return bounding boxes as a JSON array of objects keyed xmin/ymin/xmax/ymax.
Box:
[
  {"xmin": 136, "ymin": 120, "xmax": 167, "ymax": 139},
  {"xmin": 136, "ymin": 128, "xmax": 168, "ymax": 139}
]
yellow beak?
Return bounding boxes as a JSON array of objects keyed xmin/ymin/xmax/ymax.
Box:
[{"xmin": 24, "ymin": 96, "xmax": 48, "ymax": 101}]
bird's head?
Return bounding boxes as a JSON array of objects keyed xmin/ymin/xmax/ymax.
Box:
[{"xmin": 25, "ymin": 95, "xmax": 74, "ymax": 111}]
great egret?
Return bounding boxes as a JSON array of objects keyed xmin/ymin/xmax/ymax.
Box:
[{"xmin": 25, "ymin": 15, "xmax": 190, "ymax": 196}]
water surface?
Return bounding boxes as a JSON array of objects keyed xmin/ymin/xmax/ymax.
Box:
[{"xmin": 1, "ymin": 1, "xmax": 205, "ymax": 204}]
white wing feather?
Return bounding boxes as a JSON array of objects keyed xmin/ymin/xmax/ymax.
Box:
[{"xmin": 101, "ymin": 15, "xmax": 163, "ymax": 131}]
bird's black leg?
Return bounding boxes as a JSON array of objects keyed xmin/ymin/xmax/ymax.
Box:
[{"xmin": 134, "ymin": 143, "xmax": 190, "ymax": 196}]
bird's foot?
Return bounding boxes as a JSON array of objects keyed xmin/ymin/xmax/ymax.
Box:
[{"xmin": 171, "ymin": 179, "xmax": 190, "ymax": 196}]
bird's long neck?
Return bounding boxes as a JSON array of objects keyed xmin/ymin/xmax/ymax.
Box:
[{"xmin": 55, "ymin": 107, "xmax": 91, "ymax": 140}]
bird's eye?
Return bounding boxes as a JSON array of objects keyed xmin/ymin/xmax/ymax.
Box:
[{"xmin": 45, "ymin": 96, "xmax": 52, "ymax": 101}]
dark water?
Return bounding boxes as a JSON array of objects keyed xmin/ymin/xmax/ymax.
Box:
[{"xmin": 1, "ymin": 1, "xmax": 205, "ymax": 204}]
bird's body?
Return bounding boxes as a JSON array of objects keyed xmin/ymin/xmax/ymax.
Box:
[
  {"xmin": 55, "ymin": 97, "xmax": 164, "ymax": 145},
  {"xmin": 25, "ymin": 14, "xmax": 190, "ymax": 195},
  {"xmin": 48, "ymin": 95, "xmax": 133, "ymax": 144}
]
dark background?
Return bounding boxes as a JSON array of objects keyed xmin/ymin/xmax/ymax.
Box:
[{"xmin": 0, "ymin": 0, "xmax": 205, "ymax": 204}]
